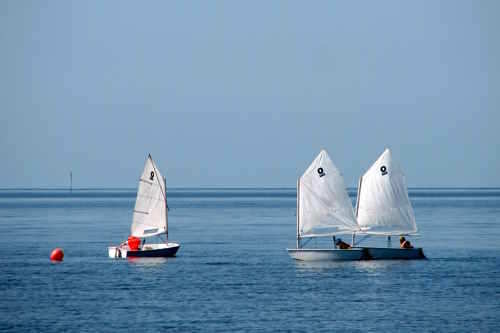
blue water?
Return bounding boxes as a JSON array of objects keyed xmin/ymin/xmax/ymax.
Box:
[{"xmin": 1, "ymin": 188, "xmax": 499, "ymax": 332}]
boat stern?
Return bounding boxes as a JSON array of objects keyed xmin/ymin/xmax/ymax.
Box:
[{"xmin": 108, "ymin": 246, "xmax": 127, "ymax": 259}]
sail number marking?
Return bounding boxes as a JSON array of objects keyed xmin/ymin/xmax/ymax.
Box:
[
  {"xmin": 317, "ymin": 167, "xmax": 326, "ymax": 178},
  {"xmin": 150, "ymin": 171, "xmax": 155, "ymax": 181},
  {"xmin": 380, "ymin": 165, "xmax": 388, "ymax": 176}
]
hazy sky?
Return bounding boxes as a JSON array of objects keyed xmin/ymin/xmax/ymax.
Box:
[{"xmin": 1, "ymin": 1, "xmax": 498, "ymax": 187}]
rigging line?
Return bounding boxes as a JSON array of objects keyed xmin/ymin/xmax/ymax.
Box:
[
  {"xmin": 301, "ymin": 237, "xmax": 312, "ymax": 248},
  {"xmin": 354, "ymin": 233, "xmax": 370, "ymax": 246}
]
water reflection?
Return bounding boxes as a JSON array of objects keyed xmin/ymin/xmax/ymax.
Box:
[
  {"xmin": 353, "ymin": 260, "xmax": 417, "ymax": 273},
  {"xmin": 293, "ymin": 259, "xmax": 419, "ymax": 274},
  {"xmin": 127, "ymin": 257, "xmax": 171, "ymax": 266}
]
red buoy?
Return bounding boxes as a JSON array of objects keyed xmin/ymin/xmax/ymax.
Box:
[{"xmin": 50, "ymin": 248, "xmax": 64, "ymax": 261}]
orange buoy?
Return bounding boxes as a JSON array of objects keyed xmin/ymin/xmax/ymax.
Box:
[{"xmin": 50, "ymin": 248, "xmax": 64, "ymax": 261}]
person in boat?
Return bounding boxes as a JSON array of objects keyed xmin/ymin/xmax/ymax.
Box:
[
  {"xmin": 335, "ymin": 238, "xmax": 352, "ymax": 250},
  {"xmin": 400, "ymin": 236, "xmax": 413, "ymax": 249}
]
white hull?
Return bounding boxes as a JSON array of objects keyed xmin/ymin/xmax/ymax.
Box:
[
  {"xmin": 287, "ymin": 248, "xmax": 367, "ymax": 261},
  {"xmin": 363, "ymin": 247, "xmax": 426, "ymax": 260}
]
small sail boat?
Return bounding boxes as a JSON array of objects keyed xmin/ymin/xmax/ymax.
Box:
[
  {"xmin": 108, "ymin": 154, "xmax": 180, "ymax": 258},
  {"xmin": 287, "ymin": 150, "xmax": 367, "ymax": 261},
  {"xmin": 355, "ymin": 148, "xmax": 425, "ymax": 259}
]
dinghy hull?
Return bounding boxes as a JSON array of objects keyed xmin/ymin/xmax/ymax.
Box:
[
  {"xmin": 108, "ymin": 243, "xmax": 180, "ymax": 259},
  {"xmin": 363, "ymin": 247, "xmax": 425, "ymax": 260},
  {"xmin": 128, "ymin": 243, "xmax": 180, "ymax": 258},
  {"xmin": 287, "ymin": 248, "xmax": 368, "ymax": 261}
]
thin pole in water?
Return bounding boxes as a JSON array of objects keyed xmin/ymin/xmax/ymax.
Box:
[
  {"xmin": 164, "ymin": 176, "xmax": 168, "ymax": 244},
  {"xmin": 70, "ymin": 171, "xmax": 72, "ymax": 193},
  {"xmin": 296, "ymin": 177, "xmax": 300, "ymax": 249}
]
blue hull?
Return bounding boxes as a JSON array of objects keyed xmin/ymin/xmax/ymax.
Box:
[
  {"xmin": 127, "ymin": 244, "xmax": 180, "ymax": 258},
  {"xmin": 361, "ymin": 247, "xmax": 426, "ymax": 260}
]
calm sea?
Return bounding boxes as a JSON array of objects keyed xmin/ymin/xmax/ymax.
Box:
[{"xmin": 0, "ymin": 188, "xmax": 499, "ymax": 332}]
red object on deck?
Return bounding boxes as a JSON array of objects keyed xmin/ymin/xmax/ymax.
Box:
[
  {"xmin": 128, "ymin": 236, "xmax": 141, "ymax": 250},
  {"xmin": 50, "ymin": 248, "xmax": 64, "ymax": 261}
]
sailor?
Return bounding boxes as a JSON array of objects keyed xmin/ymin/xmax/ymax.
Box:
[
  {"xmin": 335, "ymin": 238, "xmax": 352, "ymax": 249},
  {"xmin": 400, "ymin": 236, "xmax": 413, "ymax": 249}
]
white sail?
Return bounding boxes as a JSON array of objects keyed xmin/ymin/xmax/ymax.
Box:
[
  {"xmin": 356, "ymin": 148, "xmax": 417, "ymax": 235},
  {"xmin": 299, "ymin": 150, "xmax": 359, "ymax": 237},
  {"xmin": 131, "ymin": 155, "xmax": 167, "ymax": 238}
]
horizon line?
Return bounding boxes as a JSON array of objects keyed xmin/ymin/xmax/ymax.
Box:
[{"xmin": 1, "ymin": 186, "xmax": 500, "ymax": 190}]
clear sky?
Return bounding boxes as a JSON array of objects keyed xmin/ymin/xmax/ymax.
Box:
[{"xmin": 1, "ymin": 1, "xmax": 498, "ymax": 188}]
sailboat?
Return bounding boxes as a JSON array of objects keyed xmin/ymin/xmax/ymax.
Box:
[
  {"xmin": 287, "ymin": 150, "xmax": 367, "ymax": 261},
  {"xmin": 355, "ymin": 148, "xmax": 425, "ymax": 259},
  {"xmin": 108, "ymin": 154, "xmax": 180, "ymax": 258}
]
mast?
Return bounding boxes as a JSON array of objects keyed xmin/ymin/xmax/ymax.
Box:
[
  {"xmin": 296, "ymin": 177, "xmax": 300, "ymax": 249},
  {"xmin": 148, "ymin": 154, "xmax": 168, "ymax": 239},
  {"xmin": 352, "ymin": 176, "xmax": 362, "ymax": 247},
  {"xmin": 70, "ymin": 171, "xmax": 72, "ymax": 193},
  {"xmin": 164, "ymin": 176, "xmax": 168, "ymax": 243},
  {"xmin": 355, "ymin": 176, "xmax": 362, "ymax": 218}
]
